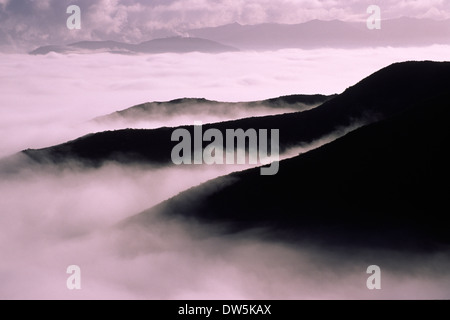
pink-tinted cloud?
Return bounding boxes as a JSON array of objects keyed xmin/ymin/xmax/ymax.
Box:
[
  {"xmin": 1, "ymin": 0, "xmax": 450, "ymax": 51},
  {"xmin": 2, "ymin": 45, "xmax": 450, "ymax": 157}
]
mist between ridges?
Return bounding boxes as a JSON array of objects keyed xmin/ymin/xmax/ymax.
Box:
[{"xmin": 171, "ymin": 121, "xmax": 279, "ymax": 176}]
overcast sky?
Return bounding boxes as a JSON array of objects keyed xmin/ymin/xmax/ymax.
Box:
[{"xmin": 0, "ymin": 0, "xmax": 449, "ymax": 50}]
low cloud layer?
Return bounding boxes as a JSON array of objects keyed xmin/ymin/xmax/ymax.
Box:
[
  {"xmin": 1, "ymin": 161, "xmax": 449, "ymax": 299},
  {"xmin": 1, "ymin": 47, "xmax": 450, "ymax": 299},
  {"xmin": 2, "ymin": 46, "xmax": 450, "ymax": 158}
]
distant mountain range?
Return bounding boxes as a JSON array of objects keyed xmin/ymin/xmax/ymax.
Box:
[
  {"xmin": 126, "ymin": 61, "xmax": 450, "ymax": 251},
  {"xmin": 30, "ymin": 18, "xmax": 450, "ymax": 55},
  {"xmin": 188, "ymin": 18, "xmax": 450, "ymax": 50},
  {"xmin": 22, "ymin": 62, "xmax": 450, "ymax": 171},
  {"xmin": 30, "ymin": 37, "xmax": 239, "ymax": 55}
]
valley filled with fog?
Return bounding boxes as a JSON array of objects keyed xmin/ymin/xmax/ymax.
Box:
[
  {"xmin": 3, "ymin": 45, "xmax": 450, "ymax": 157},
  {"xmin": 1, "ymin": 46, "xmax": 450, "ymax": 299}
]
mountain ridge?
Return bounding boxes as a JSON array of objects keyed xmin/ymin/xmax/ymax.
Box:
[
  {"xmin": 187, "ymin": 18, "xmax": 450, "ymax": 49},
  {"xmin": 30, "ymin": 36, "xmax": 239, "ymax": 55},
  {"xmin": 126, "ymin": 88, "xmax": 450, "ymax": 251},
  {"xmin": 20, "ymin": 61, "xmax": 450, "ymax": 169},
  {"xmin": 94, "ymin": 94, "xmax": 336, "ymax": 123},
  {"xmin": 28, "ymin": 18, "xmax": 450, "ymax": 55}
]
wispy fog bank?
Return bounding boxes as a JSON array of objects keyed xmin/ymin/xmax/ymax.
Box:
[
  {"xmin": 1, "ymin": 46, "xmax": 450, "ymax": 299},
  {"xmin": 2, "ymin": 46, "xmax": 450, "ymax": 157}
]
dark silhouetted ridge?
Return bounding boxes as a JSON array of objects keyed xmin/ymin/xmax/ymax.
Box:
[
  {"xmin": 129, "ymin": 88, "xmax": 450, "ymax": 251},
  {"xmin": 94, "ymin": 94, "xmax": 335, "ymax": 122},
  {"xmin": 22, "ymin": 61, "xmax": 450, "ymax": 169}
]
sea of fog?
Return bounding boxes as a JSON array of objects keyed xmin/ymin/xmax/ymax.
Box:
[
  {"xmin": 2, "ymin": 45, "xmax": 450, "ymax": 157},
  {"xmin": 1, "ymin": 46, "xmax": 450, "ymax": 299}
]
